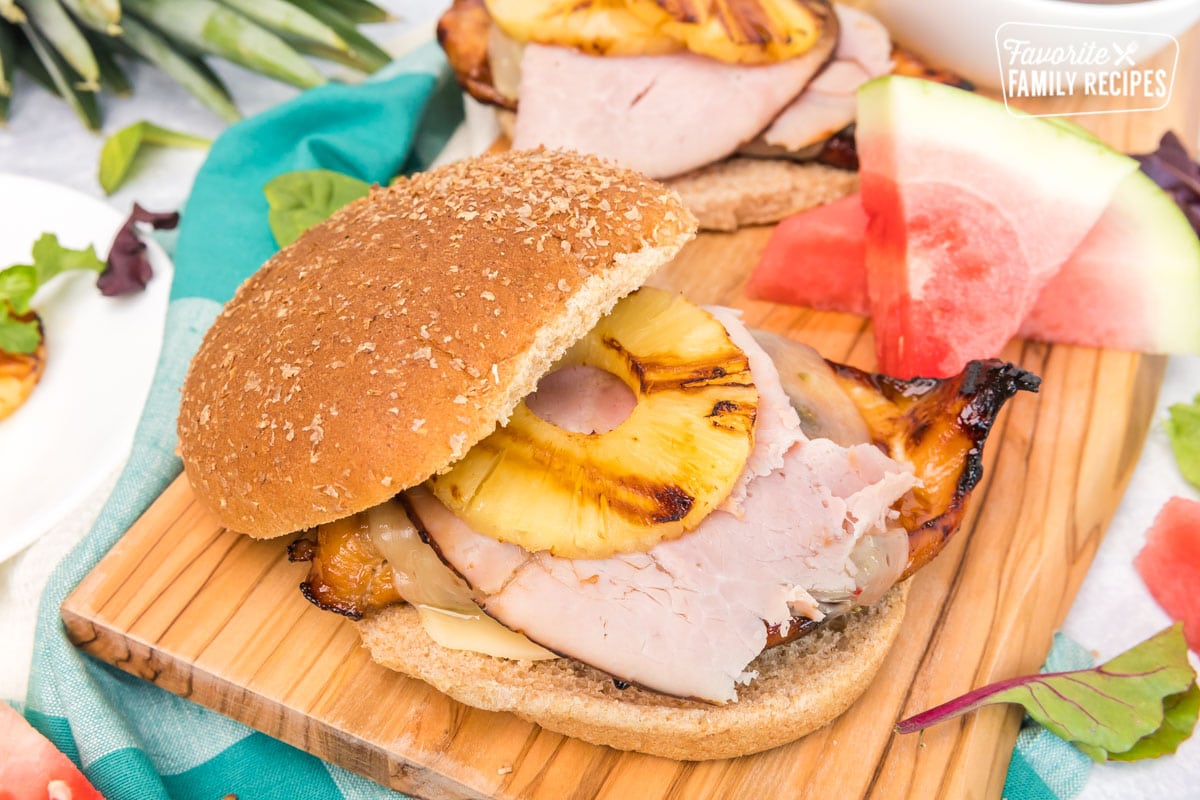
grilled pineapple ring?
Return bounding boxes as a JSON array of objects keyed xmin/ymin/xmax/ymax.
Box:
[
  {"xmin": 429, "ymin": 288, "xmax": 758, "ymax": 559},
  {"xmin": 625, "ymin": 0, "xmax": 833, "ymax": 64},
  {"xmin": 484, "ymin": 0, "xmax": 832, "ymax": 64},
  {"xmin": 485, "ymin": 0, "xmax": 682, "ymax": 57}
]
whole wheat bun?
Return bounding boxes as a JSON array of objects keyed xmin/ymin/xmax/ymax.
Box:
[
  {"xmin": 665, "ymin": 157, "xmax": 859, "ymax": 232},
  {"xmin": 494, "ymin": 109, "xmax": 858, "ymax": 232},
  {"xmin": 178, "ymin": 148, "xmax": 697, "ymax": 538},
  {"xmin": 358, "ymin": 581, "xmax": 909, "ymax": 761}
]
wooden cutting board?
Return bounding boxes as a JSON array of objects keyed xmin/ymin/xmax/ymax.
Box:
[{"xmin": 62, "ymin": 32, "xmax": 1196, "ymax": 800}]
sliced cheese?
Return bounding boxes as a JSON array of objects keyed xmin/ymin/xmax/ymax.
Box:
[
  {"xmin": 417, "ymin": 606, "xmax": 557, "ymax": 660},
  {"xmin": 367, "ymin": 499, "xmax": 559, "ymax": 661}
]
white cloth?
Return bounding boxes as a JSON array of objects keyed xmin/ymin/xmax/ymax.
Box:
[{"xmin": 1062, "ymin": 355, "xmax": 1200, "ymax": 797}]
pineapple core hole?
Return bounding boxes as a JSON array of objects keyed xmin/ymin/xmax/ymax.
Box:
[{"xmin": 525, "ymin": 365, "xmax": 636, "ymax": 434}]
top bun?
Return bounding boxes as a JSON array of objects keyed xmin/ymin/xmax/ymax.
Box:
[{"xmin": 178, "ymin": 149, "xmax": 697, "ymax": 538}]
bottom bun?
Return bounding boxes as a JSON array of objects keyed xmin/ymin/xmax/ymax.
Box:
[
  {"xmin": 356, "ymin": 581, "xmax": 908, "ymax": 761},
  {"xmin": 664, "ymin": 157, "xmax": 859, "ymax": 233},
  {"xmin": 495, "ymin": 110, "xmax": 859, "ymax": 233}
]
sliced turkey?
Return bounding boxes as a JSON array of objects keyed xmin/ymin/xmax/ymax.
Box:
[
  {"xmin": 409, "ymin": 313, "xmax": 915, "ymax": 703},
  {"xmin": 410, "ymin": 437, "xmax": 912, "ymax": 703},
  {"xmin": 760, "ymin": 4, "xmax": 892, "ymax": 152},
  {"xmin": 705, "ymin": 306, "xmax": 807, "ymax": 516},
  {"xmin": 510, "ymin": 34, "xmax": 836, "ymax": 179}
]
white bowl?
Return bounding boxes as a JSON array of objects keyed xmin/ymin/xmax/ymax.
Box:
[{"xmin": 859, "ymin": 0, "xmax": 1200, "ymax": 89}]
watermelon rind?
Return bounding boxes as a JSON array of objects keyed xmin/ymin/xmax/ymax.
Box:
[
  {"xmin": 1038, "ymin": 118, "xmax": 1200, "ymax": 353},
  {"xmin": 1111, "ymin": 170, "xmax": 1200, "ymax": 354}
]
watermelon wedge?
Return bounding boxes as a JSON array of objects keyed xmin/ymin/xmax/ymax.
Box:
[
  {"xmin": 744, "ymin": 193, "xmax": 869, "ymax": 315},
  {"xmin": 856, "ymin": 76, "xmax": 1140, "ymax": 377},
  {"xmin": 1019, "ymin": 167, "xmax": 1200, "ymax": 353},
  {"xmin": 0, "ymin": 703, "xmax": 105, "ymax": 800},
  {"xmin": 1135, "ymin": 497, "xmax": 1200, "ymax": 653},
  {"xmin": 749, "ymin": 175, "xmax": 1200, "ymax": 356}
]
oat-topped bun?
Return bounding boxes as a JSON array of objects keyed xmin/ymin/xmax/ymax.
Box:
[
  {"xmin": 358, "ymin": 582, "xmax": 909, "ymax": 760},
  {"xmin": 178, "ymin": 149, "xmax": 697, "ymax": 538}
]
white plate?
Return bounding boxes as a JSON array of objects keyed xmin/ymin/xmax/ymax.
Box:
[{"xmin": 0, "ymin": 175, "xmax": 173, "ymax": 563}]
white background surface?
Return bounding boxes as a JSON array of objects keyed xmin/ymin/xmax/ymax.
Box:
[{"xmin": 0, "ymin": 2, "xmax": 1197, "ymax": 796}]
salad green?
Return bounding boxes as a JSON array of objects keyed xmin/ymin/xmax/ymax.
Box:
[
  {"xmin": 0, "ymin": 233, "xmax": 105, "ymax": 354},
  {"xmin": 896, "ymin": 625, "xmax": 1198, "ymax": 762}
]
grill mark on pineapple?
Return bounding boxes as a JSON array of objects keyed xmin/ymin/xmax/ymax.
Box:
[
  {"xmin": 651, "ymin": 486, "xmax": 694, "ymax": 523},
  {"xmin": 428, "ymin": 289, "xmax": 761, "ymax": 556},
  {"xmin": 599, "ymin": 334, "xmax": 751, "ymax": 393},
  {"xmin": 706, "ymin": 398, "xmax": 756, "ymax": 433},
  {"xmin": 450, "ymin": 434, "xmax": 702, "ymax": 529},
  {"xmin": 720, "ymin": 0, "xmax": 776, "ymax": 45},
  {"xmin": 709, "ymin": 399, "xmax": 738, "ymax": 415},
  {"xmin": 663, "ymin": 0, "xmax": 822, "ymax": 47}
]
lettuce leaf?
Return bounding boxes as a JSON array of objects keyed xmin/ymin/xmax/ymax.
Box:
[
  {"xmin": 30, "ymin": 233, "xmax": 107, "ymax": 284},
  {"xmin": 0, "ymin": 313, "xmax": 40, "ymax": 355},
  {"xmin": 0, "ymin": 234, "xmax": 106, "ymax": 355},
  {"xmin": 896, "ymin": 625, "xmax": 1198, "ymax": 762},
  {"xmin": 1165, "ymin": 395, "xmax": 1200, "ymax": 489},
  {"xmin": 264, "ymin": 169, "xmax": 370, "ymax": 247}
]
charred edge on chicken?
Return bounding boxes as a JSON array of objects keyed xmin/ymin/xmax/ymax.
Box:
[
  {"xmin": 289, "ymin": 525, "xmax": 402, "ymax": 619},
  {"xmin": 437, "ymin": 0, "xmax": 516, "ymax": 110},
  {"xmin": 828, "ymin": 358, "xmax": 1040, "ymax": 580}
]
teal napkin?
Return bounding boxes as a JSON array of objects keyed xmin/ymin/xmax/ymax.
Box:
[
  {"xmin": 22, "ymin": 43, "xmax": 461, "ymax": 800},
  {"xmin": 1004, "ymin": 634, "xmax": 1095, "ymax": 800}
]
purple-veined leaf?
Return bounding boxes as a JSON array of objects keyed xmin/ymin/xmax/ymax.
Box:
[
  {"xmin": 896, "ymin": 625, "xmax": 1197, "ymax": 762},
  {"xmin": 1133, "ymin": 131, "xmax": 1200, "ymax": 237},
  {"xmin": 96, "ymin": 203, "xmax": 179, "ymax": 296}
]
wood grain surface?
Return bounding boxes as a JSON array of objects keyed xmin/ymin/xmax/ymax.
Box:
[{"xmin": 62, "ymin": 27, "xmax": 1197, "ymax": 800}]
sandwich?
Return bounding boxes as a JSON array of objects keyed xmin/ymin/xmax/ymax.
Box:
[
  {"xmin": 437, "ymin": 0, "xmax": 968, "ymax": 231},
  {"xmin": 177, "ymin": 148, "xmax": 1036, "ymax": 760}
]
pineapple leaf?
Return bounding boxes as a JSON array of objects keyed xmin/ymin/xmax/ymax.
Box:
[
  {"xmin": 286, "ymin": 0, "xmax": 390, "ymax": 71},
  {"xmin": 117, "ymin": 14, "xmax": 239, "ymax": 122},
  {"xmin": 60, "ymin": 0, "xmax": 121, "ymax": 36},
  {"xmin": 2, "ymin": 0, "xmax": 388, "ymax": 127},
  {"xmin": 214, "ymin": 0, "xmax": 347, "ymax": 52},
  {"xmin": 0, "ymin": 0, "xmax": 26, "ymax": 24},
  {"xmin": 22, "ymin": 0, "xmax": 101, "ymax": 89},
  {"xmin": 87, "ymin": 31, "xmax": 132, "ymax": 94},
  {"xmin": 122, "ymin": 0, "xmax": 324, "ymax": 88},
  {"xmin": 0, "ymin": 19, "xmax": 14, "ymax": 100},
  {"xmin": 319, "ymin": 0, "xmax": 391, "ymax": 25},
  {"xmin": 20, "ymin": 22, "xmax": 100, "ymax": 129}
]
